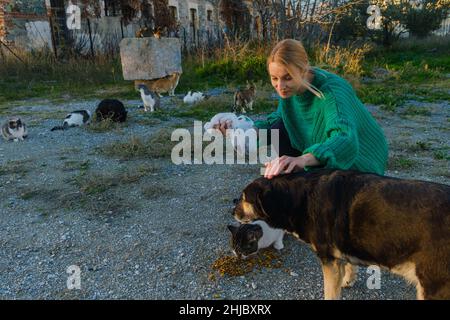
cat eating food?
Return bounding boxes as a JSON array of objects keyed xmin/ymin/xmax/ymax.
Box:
[
  {"xmin": 227, "ymin": 220, "xmax": 285, "ymax": 259},
  {"xmin": 95, "ymin": 99, "xmax": 127, "ymax": 122},
  {"xmin": 51, "ymin": 110, "xmax": 91, "ymax": 131},
  {"xmin": 1, "ymin": 117, "xmax": 28, "ymax": 141}
]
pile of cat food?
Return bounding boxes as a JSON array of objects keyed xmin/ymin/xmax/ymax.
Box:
[{"xmin": 210, "ymin": 249, "xmax": 283, "ymax": 279}]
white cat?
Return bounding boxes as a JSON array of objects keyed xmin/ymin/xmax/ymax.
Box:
[
  {"xmin": 204, "ymin": 113, "xmax": 256, "ymax": 155},
  {"xmin": 183, "ymin": 91, "xmax": 206, "ymax": 104},
  {"xmin": 204, "ymin": 113, "xmax": 254, "ymax": 131}
]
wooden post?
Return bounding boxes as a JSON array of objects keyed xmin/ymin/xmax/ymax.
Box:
[
  {"xmin": 87, "ymin": 17, "xmax": 94, "ymax": 58},
  {"xmin": 47, "ymin": 6, "xmax": 58, "ymax": 59}
]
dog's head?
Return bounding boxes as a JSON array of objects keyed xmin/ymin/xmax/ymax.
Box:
[
  {"xmin": 233, "ymin": 177, "xmax": 291, "ymax": 226},
  {"xmin": 233, "ymin": 174, "xmax": 308, "ymax": 229}
]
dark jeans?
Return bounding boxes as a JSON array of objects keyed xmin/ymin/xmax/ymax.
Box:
[{"xmin": 267, "ymin": 120, "xmax": 302, "ymax": 157}]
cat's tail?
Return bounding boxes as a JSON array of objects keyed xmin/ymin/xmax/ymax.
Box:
[{"xmin": 51, "ymin": 123, "xmax": 69, "ymax": 131}]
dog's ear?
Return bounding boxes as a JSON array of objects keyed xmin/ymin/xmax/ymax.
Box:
[{"xmin": 255, "ymin": 180, "xmax": 274, "ymax": 219}]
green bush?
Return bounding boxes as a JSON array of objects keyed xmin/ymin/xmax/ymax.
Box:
[{"xmin": 194, "ymin": 55, "xmax": 267, "ymax": 83}]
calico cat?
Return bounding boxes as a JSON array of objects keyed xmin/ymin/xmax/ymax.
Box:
[
  {"xmin": 95, "ymin": 99, "xmax": 127, "ymax": 122},
  {"xmin": 137, "ymin": 84, "xmax": 160, "ymax": 112},
  {"xmin": 1, "ymin": 117, "xmax": 28, "ymax": 141},
  {"xmin": 233, "ymin": 83, "xmax": 256, "ymax": 114},
  {"xmin": 134, "ymin": 72, "xmax": 180, "ymax": 97},
  {"xmin": 227, "ymin": 220, "xmax": 285, "ymax": 259},
  {"xmin": 51, "ymin": 110, "xmax": 91, "ymax": 131}
]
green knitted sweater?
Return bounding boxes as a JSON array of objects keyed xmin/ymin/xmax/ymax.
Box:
[{"xmin": 255, "ymin": 67, "xmax": 388, "ymax": 175}]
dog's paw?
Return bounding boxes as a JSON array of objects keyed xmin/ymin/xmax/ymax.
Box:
[
  {"xmin": 342, "ymin": 265, "xmax": 358, "ymax": 288},
  {"xmin": 342, "ymin": 276, "xmax": 357, "ymax": 288}
]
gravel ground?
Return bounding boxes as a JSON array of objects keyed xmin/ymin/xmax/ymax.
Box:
[{"xmin": 0, "ymin": 92, "xmax": 448, "ymax": 300}]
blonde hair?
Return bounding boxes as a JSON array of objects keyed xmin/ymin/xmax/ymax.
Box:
[{"xmin": 267, "ymin": 39, "xmax": 324, "ymax": 98}]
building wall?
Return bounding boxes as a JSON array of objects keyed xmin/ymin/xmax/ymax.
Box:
[
  {"xmin": 0, "ymin": 0, "xmax": 7, "ymax": 40},
  {"xmin": 0, "ymin": 0, "xmax": 52, "ymax": 49},
  {"xmin": 0, "ymin": 0, "xmax": 224, "ymax": 52}
]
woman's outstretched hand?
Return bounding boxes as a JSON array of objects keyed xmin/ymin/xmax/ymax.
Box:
[
  {"xmin": 212, "ymin": 120, "xmax": 232, "ymax": 136},
  {"xmin": 263, "ymin": 153, "xmax": 320, "ymax": 179}
]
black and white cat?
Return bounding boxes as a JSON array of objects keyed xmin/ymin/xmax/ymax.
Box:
[
  {"xmin": 51, "ymin": 110, "xmax": 91, "ymax": 131},
  {"xmin": 1, "ymin": 117, "xmax": 28, "ymax": 141},
  {"xmin": 227, "ymin": 220, "xmax": 285, "ymax": 259}
]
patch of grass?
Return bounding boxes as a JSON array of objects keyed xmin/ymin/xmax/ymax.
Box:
[
  {"xmin": 433, "ymin": 150, "xmax": 450, "ymax": 161},
  {"xmin": 62, "ymin": 160, "xmax": 90, "ymax": 172},
  {"xmin": 402, "ymin": 105, "xmax": 432, "ymax": 117},
  {"xmin": 411, "ymin": 88, "xmax": 450, "ymax": 103},
  {"xmin": 357, "ymin": 83, "xmax": 407, "ymax": 111},
  {"xmin": 100, "ymin": 128, "xmax": 175, "ymax": 160},
  {"xmin": 432, "ymin": 168, "xmax": 450, "ymax": 179},
  {"xmin": 142, "ymin": 184, "xmax": 176, "ymax": 199},
  {"xmin": 60, "ymin": 190, "xmax": 135, "ymax": 215},
  {"xmin": 86, "ymin": 116, "xmax": 127, "ymax": 133},
  {"xmin": 19, "ymin": 189, "xmax": 43, "ymax": 200},
  {"xmin": 388, "ymin": 155, "xmax": 417, "ymax": 170},
  {"xmin": 406, "ymin": 141, "xmax": 432, "ymax": 153},
  {"xmin": 173, "ymin": 95, "xmax": 234, "ymax": 121},
  {"xmin": 70, "ymin": 164, "xmax": 158, "ymax": 196},
  {"xmin": 134, "ymin": 116, "xmax": 162, "ymax": 126},
  {"xmin": 0, "ymin": 160, "xmax": 31, "ymax": 177},
  {"xmin": 0, "ymin": 50, "xmax": 133, "ymax": 104},
  {"xmin": 314, "ymin": 43, "xmax": 373, "ymax": 77}
]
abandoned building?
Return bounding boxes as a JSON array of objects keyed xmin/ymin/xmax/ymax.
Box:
[
  {"xmin": 0, "ymin": 0, "xmax": 230, "ymax": 54},
  {"xmin": 1, "ymin": 1, "xmax": 448, "ymax": 55}
]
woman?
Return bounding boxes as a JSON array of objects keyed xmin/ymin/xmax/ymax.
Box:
[{"xmin": 216, "ymin": 39, "xmax": 388, "ymax": 178}]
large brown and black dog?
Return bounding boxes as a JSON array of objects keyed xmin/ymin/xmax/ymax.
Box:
[{"xmin": 233, "ymin": 169, "xmax": 450, "ymax": 300}]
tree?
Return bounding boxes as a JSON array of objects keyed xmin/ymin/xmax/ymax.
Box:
[
  {"xmin": 219, "ymin": 0, "xmax": 251, "ymax": 39},
  {"xmin": 400, "ymin": 0, "xmax": 449, "ymax": 38}
]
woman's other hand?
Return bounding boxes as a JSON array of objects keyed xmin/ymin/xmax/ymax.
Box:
[
  {"xmin": 263, "ymin": 153, "xmax": 320, "ymax": 179},
  {"xmin": 212, "ymin": 120, "xmax": 232, "ymax": 136}
]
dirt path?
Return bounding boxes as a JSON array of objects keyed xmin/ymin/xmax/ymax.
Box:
[{"xmin": 0, "ymin": 95, "xmax": 448, "ymax": 299}]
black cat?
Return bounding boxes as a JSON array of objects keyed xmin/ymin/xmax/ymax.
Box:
[{"xmin": 95, "ymin": 99, "xmax": 127, "ymax": 122}]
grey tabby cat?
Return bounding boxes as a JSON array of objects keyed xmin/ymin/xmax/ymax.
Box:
[
  {"xmin": 1, "ymin": 117, "xmax": 28, "ymax": 141},
  {"xmin": 233, "ymin": 83, "xmax": 256, "ymax": 114}
]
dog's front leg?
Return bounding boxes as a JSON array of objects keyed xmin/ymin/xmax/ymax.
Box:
[{"xmin": 321, "ymin": 258, "xmax": 345, "ymax": 300}]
